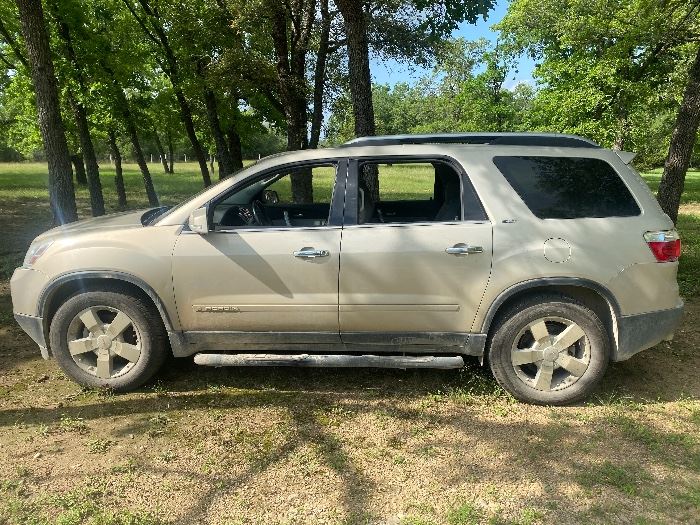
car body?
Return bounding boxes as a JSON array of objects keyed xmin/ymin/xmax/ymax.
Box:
[{"xmin": 11, "ymin": 133, "xmax": 684, "ymax": 404}]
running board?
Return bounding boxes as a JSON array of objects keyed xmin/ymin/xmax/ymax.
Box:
[{"xmin": 193, "ymin": 353, "xmax": 465, "ymax": 369}]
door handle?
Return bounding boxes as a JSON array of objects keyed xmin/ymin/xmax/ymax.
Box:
[
  {"xmin": 445, "ymin": 243, "xmax": 483, "ymax": 255},
  {"xmin": 294, "ymin": 247, "xmax": 330, "ymax": 258}
]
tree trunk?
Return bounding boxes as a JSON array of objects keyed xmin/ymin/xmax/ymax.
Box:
[
  {"xmin": 70, "ymin": 96, "xmax": 105, "ymax": 215},
  {"xmin": 336, "ymin": 0, "xmax": 378, "ymax": 200},
  {"xmin": 203, "ymin": 87, "xmax": 235, "ymax": 180},
  {"xmin": 110, "ymin": 73, "xmax": 159, "ymax": 206},
  {"xmin": 268, "ymin": 0, "xmax": 314, "ymax": 202},
  {"xmin": 174, "ymin": 88, "xmax": 211, "ymax": 186},
  {"xmin": 52, "ymin": 8, "xmax": 104, "ymax": 216},
  {"xmin": 71, "ymin": 153, "xmax": 87, "ymax": 185},
  {"xmin": 16, "ymin": 0, "xmax": 77, "ymax": 224},
  {"xmin": 153, "ymin": 128, "xmax": 169, "ymax": 173},
  {"xmin": 167, "ymin": 128, "xmax": 174, "ymax": 173},
  {"xmin": 227, "ymin": 124, "xmax": 244, "ymax": 170},
  {"xmin": 657, "ymin": 45, "xmax": 700, "ymax": 224},
  {"xmin": 310, "ymin": 0, "xmax": 330, "ymax": 149},
  {"xmin": 108, "ymin": 128, "xmax": 127, "ymax": 209}
]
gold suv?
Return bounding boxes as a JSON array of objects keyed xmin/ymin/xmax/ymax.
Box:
[{"xmin": 11, "ymin": 133, "xmax": 684, "ymax": 404}]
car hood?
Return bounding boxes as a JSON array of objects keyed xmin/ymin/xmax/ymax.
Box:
[{"xmin": 33, "ymin": 209, "xmax": 150, "ymax": 243}]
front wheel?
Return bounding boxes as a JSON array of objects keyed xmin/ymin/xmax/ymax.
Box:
[
  {"xmin": 49, "ymin": 290, "xmax": 168, "ymax": 392},
  {"xmin": 488, "ymin": 295, "xmax": 610, "ymax": 405}
]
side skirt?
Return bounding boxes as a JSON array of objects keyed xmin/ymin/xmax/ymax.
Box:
[{"xmin": 168, "ymin": 331, "xmax": 487, "ymax": 359}]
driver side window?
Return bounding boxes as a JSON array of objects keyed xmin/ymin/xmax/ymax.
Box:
[{"xmin": 212, "ymin": 164, "xmax": 337, "ymax": 229}]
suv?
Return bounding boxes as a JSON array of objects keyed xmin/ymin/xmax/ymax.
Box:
[{"xmin": 11, "ymin": 133, "xmax": 684, "ymax": 404}]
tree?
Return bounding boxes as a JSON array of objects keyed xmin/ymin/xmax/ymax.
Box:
[
  {"xmin": 499, "ymin": 0, "xmax": 700, "ymax": 220},
  {"xmin": 122, "ymin": 0, "xmax": 211, "ymax": 186},
  {"xmin": 49, "ymin": 0, "xmax": 105, "ymax": 216},
  {"xmin": 15, "ymin": 0, "xmax": 77, "ymax": 224},
  {"xmin": 335, "ymin": 0, "xmax": 495, "ymax": 198},
  {"xmin": 657, "ymin": 45, "xmax": 700, "ymax": 223}
]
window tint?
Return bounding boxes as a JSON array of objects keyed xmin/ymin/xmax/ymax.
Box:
[
  {"xmin": 356, "ymin": 161, "xmax": 485, "ymax": 224},
  {"xmin": 493, "ymin": 156, "xmax": 640, "ymax": 219}
]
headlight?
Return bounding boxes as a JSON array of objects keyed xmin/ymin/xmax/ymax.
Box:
[{"xmin": 23, "ymin": 240, "xmax": 54, "ymax": 267}]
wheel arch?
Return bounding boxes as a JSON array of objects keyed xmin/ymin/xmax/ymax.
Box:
[
  {"xmin": 39, "ymin": 271, "xmax": 175, "ymax": 354},
  {"xmin": 481, "ymin": 278, "xmax": 620, "ymax": 355}
]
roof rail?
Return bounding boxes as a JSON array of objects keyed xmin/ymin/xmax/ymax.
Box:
[{"xmin": 340, "ymin": 132, "xmax": 601, "ymax": 149}]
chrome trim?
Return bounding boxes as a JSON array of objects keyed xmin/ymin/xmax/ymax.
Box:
[
  {"xmin": 197, "ymin": 225, "xmax": 343, "ymax": 234},
  {"xmin": 194, "ymin": 353, "xmax": 466, "ymax": 370},
  {"xmin": 342, "ymin": 221, "xmax": 489, "ymax": 230},
  {"xmin": 445, "ymin": 243, "xmax": 484, "ymax": 255},
  {"xmin": 293, "ymin": 248, "xmax": 330, "ymax": 258}
]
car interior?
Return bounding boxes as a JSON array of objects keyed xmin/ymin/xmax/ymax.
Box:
[
  {"xmin": 210, "ymin": 160, "xmax": 483, "ymax": 229},
  {"xmin": 212, "ymin": 165, "xmax": 335, "ymax": 229}
]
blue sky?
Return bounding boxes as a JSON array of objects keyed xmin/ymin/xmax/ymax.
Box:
[{"xmin": 370, "ymin": 0, "xmax": 536, "ymax": 89}]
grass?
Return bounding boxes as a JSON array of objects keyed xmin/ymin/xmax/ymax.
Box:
[{"xmin": 0, "ymin": 161, "xmax": 700, "ymax": 524}]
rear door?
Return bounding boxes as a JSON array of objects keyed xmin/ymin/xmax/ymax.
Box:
[{"xmin": 338, "ymin": 158, "xmax": 493, "ymax": 344}]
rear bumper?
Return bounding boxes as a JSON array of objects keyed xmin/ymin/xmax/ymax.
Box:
[
  {"xmin": 14, "ymin": 313, "xmax": 49, "ymax": 359},
  {"xmin": 614, "ymin": 302, "xmax": 684, "ymax": 361}
]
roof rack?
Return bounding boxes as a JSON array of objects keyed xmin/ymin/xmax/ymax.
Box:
[{"xmin": 340, "ymin": 132, "xmax": 601, "ymax": 149}]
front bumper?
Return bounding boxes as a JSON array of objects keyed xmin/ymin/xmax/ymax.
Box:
[
  {"xmin": 11, "ymin": 266, "xmax": 50, "ymax": 359},
  {"xmin": 614, "ymin": 302, "xmax": 684, "ymax": 361},
  {"xmin": 14, "ymin": 313, "xmax": 49, "ymax": 359}
]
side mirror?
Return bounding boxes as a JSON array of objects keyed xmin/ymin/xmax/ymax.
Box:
[
  {"xmin": 262, "ymin": 189, "xmax": 279, "ymax": 204},
  {"xmin": 188, "ymin": 207, "xmax": 208, "ymax": 235}
]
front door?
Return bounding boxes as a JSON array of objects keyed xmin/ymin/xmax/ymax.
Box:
[
  {"xmin": 172, "ymin": 161, "xmax": 345, "ymax": 342},
  {"xmin": 338, "ymin": 158, "xmax": 492, "ymax": 343}
]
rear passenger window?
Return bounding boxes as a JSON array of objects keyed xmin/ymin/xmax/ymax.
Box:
[
  {"xmin": 356, "ymin": 161, "xmax": 486, "ymax": 224},
  {"xmin": 493, "ymin": 156, "xmax": 640, "ymax": 219}
]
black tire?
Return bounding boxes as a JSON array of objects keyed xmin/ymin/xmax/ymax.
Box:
[
  {"xmin": 49, "ymin": 290, "xmax": 168, "ymax": 392},
  {"xmin": 488, "ymin": 294, "xmax": 609, "ymax": 405}
]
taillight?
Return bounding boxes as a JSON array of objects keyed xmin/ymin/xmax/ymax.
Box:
[{"xmin": 644, "ymin": 230, "xmax": 681, "ymax": 262}]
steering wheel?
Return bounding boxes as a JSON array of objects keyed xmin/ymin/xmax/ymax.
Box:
[{"xmin": 251, "ymin": 200, "xmax": 271, "ymax": 226}]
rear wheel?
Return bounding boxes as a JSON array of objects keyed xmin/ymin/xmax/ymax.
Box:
[
  {"xmin": 488, "ymin": 295, "xmax": 609, "ymax": 405},
  {"xmin": 49, "ymin": 290, "xmax": 167, "ymax": 392}
]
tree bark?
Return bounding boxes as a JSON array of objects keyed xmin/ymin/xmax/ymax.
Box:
[
  {"xmin": 16, "ymin": 0, "xmax": 77, "ymax": 224},
  {"xmin": 71, "ymin": 153, "xmax": 87, "ymax": 185},
  {"xmin": 167, "ymin": 128, "xmax": 174, "ymax": 173},
  {"xmin": 52, "ymin": 8, "xmax": 104, "ymax": 216},
  {"xmin": 108, "ymin": 128, "xmax": 127, "ymax": 209},
  {"xmin": 336, "ymin": 0, "xmax": 378, "ymax": 200},
  {"xmin": 227, "ymin": 124, "xmax": 244, "ymax": 171},
  {"xmin": 174, "ymin": 87, "xmax": 211, "ymax": 186},
  {"xmin": 203, "ymin": 87, "xmax": 235, "ymax": 179},
  {"xmin": 310, "ymin": 0, "xmax": 330, "ymax": 149},
  {"xmin": 153, "ymin": 128, "xmax": 169, "ymax": 173},
  {"xmin": 657, "ymin": 45, "xmax": 700, "ymax": 224},
  {"xmin": 268, "ymin": 0, "xmax": 315, "ymax": 202},
  {"xmin": 69, "ymin": 95, "xmax": 105, "ymax": 216}
]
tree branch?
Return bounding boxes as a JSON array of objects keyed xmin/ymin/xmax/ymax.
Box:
[{"xmin": 0, "ymin": 16, "xmax": 28, "ymax": 68}]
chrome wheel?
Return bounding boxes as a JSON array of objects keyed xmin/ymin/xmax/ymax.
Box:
[
  {"xmin": 66, "ymin": 306, "xmax": 142, "ymax": 379},
  {"xmin": 510, "ymin": 316, "xmax": 591, "ymax": 392}
]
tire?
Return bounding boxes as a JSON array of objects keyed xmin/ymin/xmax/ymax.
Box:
[
  {"xmin": 488, "ymin": 294, "xmax": 609, "ymax": 405},
  {"xmin": 49, "ymin": 290, "xmax": 168, "ymax": 392}
]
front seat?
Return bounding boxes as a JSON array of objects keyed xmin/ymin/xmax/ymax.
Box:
[{"xmin": 434, "ymin": 165, "xmax": 461, "ymax": 221}]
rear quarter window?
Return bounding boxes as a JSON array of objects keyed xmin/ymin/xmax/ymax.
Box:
[{"xmin": 493, "ymin": 156, "xmax": 641, "ymax": 219}]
